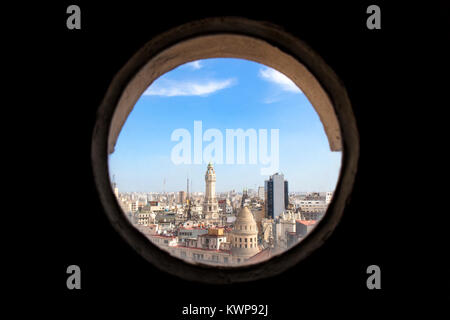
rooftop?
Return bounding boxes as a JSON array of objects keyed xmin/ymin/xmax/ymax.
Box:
[{"xmin": 296, "ymin": 220, "xmax": 318, "ymax": 226}]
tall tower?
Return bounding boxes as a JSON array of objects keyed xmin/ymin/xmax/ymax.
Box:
[
  {"xmin": 203, "ymin": 162, "xmax": 219, "ymax": 222},
  {"xmin": 186, "ymin": 177, "xmax": 189, "ymax": 200},
  {"xmin": 265, "ymin": 173, "xmax": 288, "ymax": 219}
]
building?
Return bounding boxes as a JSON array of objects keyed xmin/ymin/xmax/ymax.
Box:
[
  {"xmin": 296, "ymin": 199, "xmax": 328, "ymax": 213},
  {"xmin": 241, "ymin": 188, "xmax": 249, "ymax": 207},
  {"xmin": 230, "ymin": 207, "xmax": 260, "ymax": 263},
  {"xmin": 149, "ymin": 228, "xmax": 232, "ymax": 265},
  {"xmin": 296, "ymin": 220, "xmax": 317, "ymax": 237},
  {"xmin": 258, "ymin": 186, "xmax": 265, "ymax": 200},
  {"xmin": 177, "ymin": 226, "xmax": 208, "ymax": 242},
  {"xmin": 178, "ymin": 191, "xmax": 186, "ymax": 204},
  {"xmin": 197, "ymin": 228, "xmax": 228, "ymax": 250},
  {"xmin": 144, "ymin": 208, "xmax": 262, "ymax": 266},
  {"xmin": 129, "ymin": 200, "xmax": 139, "ymax": 213},
  {"xmin": 137, "ymin": 211, "xmax": 152, "ymax": 225},
  {"xmin": 265, "ymin": 173, "xmax": 289, "ymax": 219},
  {"xmin": 274, "ymin": 216, "xmax": 296, "ymax": 249},
  {"xmin": 326, "ymin": 191, "xmax": 333, "ymax": 205},
  {"xmin": 218, "ymin": 199, "xmax": 226, "ymax": 214},
  {"xmin": 294, "ymin": 192, "xmax": 331, "ymax": 219},
  {"xmin": 203, "ymin": 162, "xmax": 219, "ymax": 222}
]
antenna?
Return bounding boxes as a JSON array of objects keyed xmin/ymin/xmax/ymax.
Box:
[
  {"xmin": 187, "ymin": 177, "xmax": 190, "ymax": 200},
  {"xmin": 163, "ymin": 177, "xmax": 166, "ymax": 194}
]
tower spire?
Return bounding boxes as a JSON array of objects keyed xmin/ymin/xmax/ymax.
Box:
[{"xmin": 187, "ymin": 177, "xmax": 190, "ymax": 201}]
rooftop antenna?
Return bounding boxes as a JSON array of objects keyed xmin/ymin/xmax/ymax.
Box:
[
  {"xmin": 187, "ymin": 177, "xmax": 190, "ymax": 202},
  {"xmin": 163, "ymin": 177, "xmax": 166, "ymax": 195}
]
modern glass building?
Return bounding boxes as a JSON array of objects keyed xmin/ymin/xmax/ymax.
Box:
[{"xmin": 265, "ymin": 173, "xmax": 289, "ymax": 219}]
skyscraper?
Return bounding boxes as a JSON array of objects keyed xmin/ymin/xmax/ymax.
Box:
[
  {"xmin": 265, "ymin": 173, "xmax": 289, "ymax": 219},
  {"xmin": 203, "ymin": 162, "xmax": 219, "ymax": 222}
]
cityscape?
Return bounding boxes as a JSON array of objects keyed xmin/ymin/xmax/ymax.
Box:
[
  {"xmin": 109, "ymin": 58, "xmax": 340, "ymax": 266},
  {"xmin": 112, "ymin": 162, "xmax": 333, "ymax": 266}
]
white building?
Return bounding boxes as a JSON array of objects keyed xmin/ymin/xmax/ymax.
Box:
[
  {"xmin": 326, "ymin": 192, "xmax": 333, "ymax": 205},
  {"xmin": 258, "ymin": 186, "xmax": 265, "ymax": 200},
  {"xmin": 296, "ymin": 199, "xmax": 328, "ymax": 213}
]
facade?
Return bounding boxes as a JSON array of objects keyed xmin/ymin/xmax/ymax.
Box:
[
  {"xmin": 265, "ymin": 173, "xmax": 289, "ymax": 219},
  {"xmin": 137, "ymin": 211, "xmax": 153, "ymax": 225},
  {"xmin": 178, "ymin": 191, "xmax": 186, "ymax": 204},
  {"xmin": 203, "ymin": 162, "xmax": 219, "ymax": 222},
  {"xmin": 296, "ymin": 220, "xmax": 317, "ymax": 237},
  {"xmin": 125, "ymin": 200, "xmax": 139, "ymax": 213},
  {"xmin": 197, "ymin": 228, "xmax": 229, "ymax": 250},
  {"xmin": 292, "ymin": 191, "xmax": 332, "ymax": 216},
  {"xmin": 177, "ymin": 226, "xmax": 208, "ymax": 242},
  {"xmin": 326, "ymin": 191, "xmax": 333, "ymax": 204},
  {"xmin": 258, "ymin": 186, "xmax": 265, "ymax": 200},
  {"xmin": 274, "ymin": 217, "xmax": 296, "ymax": 249},
  {"xmin": 296, "ymin": 199, "xmax": 328, "ymax": 213}
]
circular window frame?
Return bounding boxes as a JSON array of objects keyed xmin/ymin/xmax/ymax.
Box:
[{"xmin": 91, "ymin": 17, "xmax": 359, "ymax": 284}]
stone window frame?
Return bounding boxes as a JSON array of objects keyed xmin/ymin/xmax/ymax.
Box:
[{"xmin": 92, "ymin": 17, "xmax": 359, "ymax": 284}]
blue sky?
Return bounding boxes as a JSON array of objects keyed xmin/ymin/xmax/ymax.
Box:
[{"xmin": 108, "ymin": 58, "xmax": 342, "ymax": 193}]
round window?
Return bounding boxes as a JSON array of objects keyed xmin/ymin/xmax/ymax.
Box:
[{"xmin": 92, "ymin": 17, "xmax": 359, "ymax": 283}]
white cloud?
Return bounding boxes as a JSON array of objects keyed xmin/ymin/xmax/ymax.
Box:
[
  {"xmin": 144, "ymin": 78, "xmax": 236, "ymax": 97},
  {"xmin": 259, "ymin": 67, "xmax": 302, "ymax": 93},
  {"xmin": 185, "ymin": 60, "xmax": 203, "ymax": 70},
  {"xmin": 263, "ymin": 96, "xmax": 281, "ymax": 104}
]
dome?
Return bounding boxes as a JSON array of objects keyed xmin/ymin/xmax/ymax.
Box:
[
  {"xmin": 235, "ymin": 207, "xmax": 255, "ymax": 224},
  {"xmin": 231, "ymin": 206, "xmax": 260, "ymax": 260}
]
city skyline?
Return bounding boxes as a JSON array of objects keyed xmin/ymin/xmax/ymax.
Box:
[
  {"xmin": 116, "ymin": 163, "xmax": 330, "ymax": 266},
  {"xmin": 109, "ymin": 58, "xmax": 342, "ymax": 193}
]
